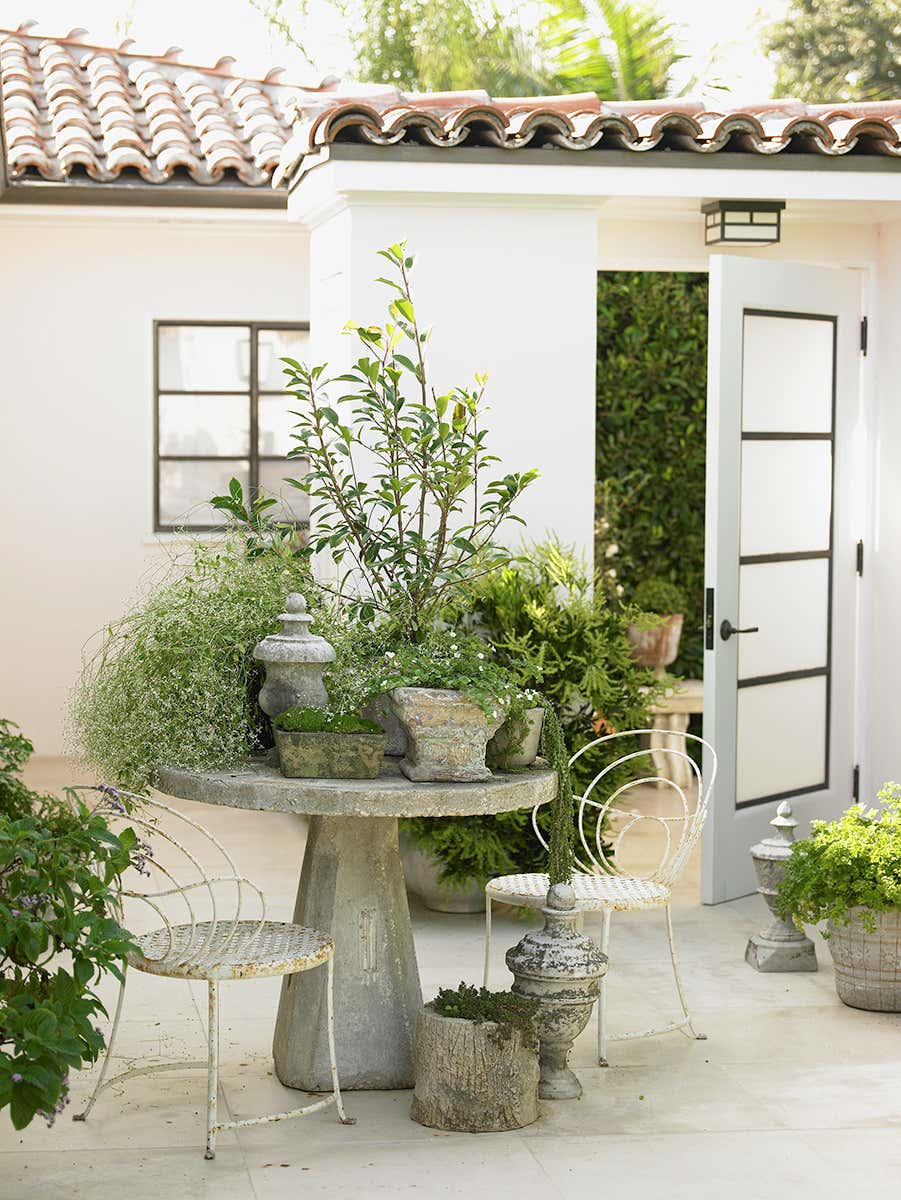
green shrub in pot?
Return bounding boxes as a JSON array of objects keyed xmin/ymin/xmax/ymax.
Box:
[{"xmin": 778, "ymin": 785, "xmax": 901, "ymax": 1011}]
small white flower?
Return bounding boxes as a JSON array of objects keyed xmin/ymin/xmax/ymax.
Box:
[
  {"xmin": 605, "ymin": 543, "xmax": 619, "ymax": 558},
  {"xmin": 477, "ymin": 652, "xmax": 484, "ymax": 659}
]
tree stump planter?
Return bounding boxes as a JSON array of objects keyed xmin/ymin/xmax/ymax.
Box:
[{"xmin": 410, "ymin": 1004, "xmax": 540, "ymax": 1132}]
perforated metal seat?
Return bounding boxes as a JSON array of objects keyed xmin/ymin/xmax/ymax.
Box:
[
  {"xmin": 487, "ymin": 871, "xmax": 670, "ymax": 912},
  {"xmin": 483, "ymin": 730, "xmax": 717, "ymax": 1065},
  {"xmin": 72, "ymin": 790, "xmax": 354, "ymax": 1159},
  {"xmin": 129, "ymin": 921, "xmax": 334, "ymax": 980}
]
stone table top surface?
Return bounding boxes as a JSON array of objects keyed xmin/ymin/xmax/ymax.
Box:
[{"xmin": 155, "ymin": 759, "xmax": 556, "ymax": 818}]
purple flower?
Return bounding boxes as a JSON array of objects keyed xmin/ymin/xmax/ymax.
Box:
[
  {"xmin": 97, "ymin": 784, "xmax": 126, "ymax": 814},
  {"xmin": 11, "ymin": 1073, "xmax": 22, "ymax": 1084}
]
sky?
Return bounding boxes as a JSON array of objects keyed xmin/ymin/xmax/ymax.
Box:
[{"xmin": 0, "ymin": 0, "xmax": 790, "ymax": 97}]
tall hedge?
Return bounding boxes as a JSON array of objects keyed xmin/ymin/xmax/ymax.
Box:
[{"xmin": 596, "ymin": 271, "xmax": 708, "ymax": 677}]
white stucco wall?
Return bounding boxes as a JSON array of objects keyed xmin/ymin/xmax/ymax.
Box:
[{"xmin": 0, "ymin": 207, "xmax": 310, "ymax": 754}]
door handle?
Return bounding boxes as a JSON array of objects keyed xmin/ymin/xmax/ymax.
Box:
[{"xmin": 720, "ymin": 619, "xmax": 759, "ymax": 641}]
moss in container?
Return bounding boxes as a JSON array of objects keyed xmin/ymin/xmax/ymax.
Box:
[{"xmin": 272, "ymin": 707, "xmax": 387, "ymax": 779}]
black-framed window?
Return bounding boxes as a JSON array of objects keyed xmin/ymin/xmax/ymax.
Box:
[{"xmin": 154, "ymin": 320, "xmax": 310, "ymax": 532}]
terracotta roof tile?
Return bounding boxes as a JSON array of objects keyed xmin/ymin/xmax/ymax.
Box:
[
  {"xmin": 274, "ymin": 89, "xmax": 901, "ymax": 183},
  {"xmin": 4, "ymin": 22, "xmax": 901, "ymax": 202},
  {"xmin": 0, "ymin": 22, "xmax": 334, "ymax": 194}
]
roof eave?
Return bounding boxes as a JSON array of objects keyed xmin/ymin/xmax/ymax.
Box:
[{"xmin": 0, "ymin": 178, "xmax": 287, "ymax": 208}]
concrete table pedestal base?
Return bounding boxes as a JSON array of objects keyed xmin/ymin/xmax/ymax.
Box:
[{"xmin": 273, "ymin": 815, "xmax": 421, "ymax": 1090}]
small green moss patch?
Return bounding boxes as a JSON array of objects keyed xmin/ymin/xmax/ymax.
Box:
[
  {"xmin": 432, "ymin": 983, "xmax": 539, "ymax": 1050},
  {"xmin": 274, "ymin": 707, "xmax": 384, "ymax": 734}
]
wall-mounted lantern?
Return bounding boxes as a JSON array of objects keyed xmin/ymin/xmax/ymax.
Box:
[{"xmin": 702, "ymin": 199, "xmax": 785, "ymax": 245}]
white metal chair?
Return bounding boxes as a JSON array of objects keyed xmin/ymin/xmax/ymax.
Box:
[
  {"xmin": 73, "ymin": 788, "xmax": 354, "ymax": 1158},
  {"xmin": 483, "ymin": 730, "xmax": 717, "ymax": 1065}
]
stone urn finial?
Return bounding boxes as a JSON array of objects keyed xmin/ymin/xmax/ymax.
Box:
[
  {"xmin": 506, "ymin": 882, "xmax": 606, "ymax": 1100},
  {"xmin": 253, "ymin": 593, "xmax": 336, "ymax": 718},
  {"xmin": 746, "ymin": 801, "xmax": 817, "ymax": 972}
]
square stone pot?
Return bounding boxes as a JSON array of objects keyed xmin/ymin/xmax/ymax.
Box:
[
  {"xmin": 388, "ymin": 687, "xmax": 504, "ymax": 782},
  {"xmin": 273, "ymin": 728, "xmax": 387, "ymax": 779}
]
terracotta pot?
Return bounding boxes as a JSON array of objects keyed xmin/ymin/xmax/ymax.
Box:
[
  {"xmin": 627, "ymin": 613, "xmax": 684, "ymax": 670},
  {"xmin": 273, "ymin": 728, "xmax": 386, "ymax": 779},
  {"xmin": 400, "ymin": 834, "xmax": 486, "ymax": 913},
  {"xmin": 388, "ymin": 687, "xmax": 504, "ymax": 782},
  {"xmin": 487, "ymin": 707, "xmax": 545, "ymax": 770},
  {"xmin": 827, "ymin": 908, "xmax": 901, "ymax": 1011}
]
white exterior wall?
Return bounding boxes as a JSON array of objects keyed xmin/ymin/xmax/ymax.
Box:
[{"xmin": 0, "ymin": 207, "xmax": 310, "ymax": 754}]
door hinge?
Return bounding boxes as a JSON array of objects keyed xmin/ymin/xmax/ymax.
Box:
[
  {"xmin": 856, "ymin": 539, "xmax": 864, "ymax": 576},
  {"xmin": 860, "ymin": 316, "xmax": 869, "ymax": 355},
  {"xmin": 852, "ymin": 764, "xmax": 860, "ymax": 802}
]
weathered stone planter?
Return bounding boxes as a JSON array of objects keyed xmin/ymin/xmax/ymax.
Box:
[
  {"xmin": 400, "ymin": 834, "xmax": 485, "ymax": 913},
  {"xmin": 488, "ymin": 706, "xmax": 545, "ymax": 771},
  {"xmin": 410, "ymin": 1003, "xmax": 539, "ymax": 1131},
  {"xmin": 827, "ymin": 908, "xmax": 901, "ymax": 1011},
  {"xmin": 507, "ymin": 883, "xmax": 607, "ymax": 1100},
  {"xmin": 362, "ymin": 692, "xmax": 407, "ymax": 756},
  {"xmin": 273, "ymin": 728, "xmax": 387, "ymax": 779},
  {"xmin": 389, "ymin": 688, "xmax": 504, "ymax": 782},
  {"xmin": 627, "ymin": 613, "xmax": 684, "ymax": 671}
]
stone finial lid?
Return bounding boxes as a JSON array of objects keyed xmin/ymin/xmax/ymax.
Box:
[
  {"xmin": 749, "ymin": 801, "xmax": 798, "ymax": 861},
  {"xmin": 252, "ymin": 593, "xmax": 336, "ymax": 665}
]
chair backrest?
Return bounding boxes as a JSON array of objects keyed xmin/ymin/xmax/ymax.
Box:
[
  {"xmin": 82, "ymin": 786, "xmax": 266, "ymax": 970},
  {"xmin": 532, "ymin": 729, "xmax": 717, "ymax": 887}
]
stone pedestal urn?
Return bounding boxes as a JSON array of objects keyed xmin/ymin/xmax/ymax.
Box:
[
  {"xmin": 746, "ymin": 801, "xmax": 817, "ymax": 973},
  {"xmin": 253, "ymin": 593, "xmax": 335, "ymax": 718},
  {"xmin": 506, "ymin": 883, "xmax": 607, "ymax": 1100},
  {"xmin": 389, "ymin": 688, "xmax": 504, "ymax": 782}
]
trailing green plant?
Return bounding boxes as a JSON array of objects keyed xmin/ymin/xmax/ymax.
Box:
[
  {"xmin": 778, "ymin": 785, "xmax": 901, "ymax": 931},
  {"xmin": 275, "ymin": 242, "xmax": 539, "ymax": 642},
  {"xmin": 596, "ymin": 270, "xmax": 708, "ymax": 678},
  {"xmin": 273, "ymin": 708, "xmax": 383, "ymax": 734},
  {"xmin": 632, "ymin": 576, "xmax": 686, "ymax": 616},
  {"xmin": 69, "ymin": 537, "xmax": 373, "ymax": 791},
  {"xmin": 0, "ymin": 721, "xmax": 139, "ymax": 1130},
  {"xmin": 431, "ymin": 982, "xmax": 539, "ymax": 1050}
]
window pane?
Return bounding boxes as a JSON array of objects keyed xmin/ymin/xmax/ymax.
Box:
[
  {"xmin": 158, "ymin": 460, "xmax": 249, "ymax": 528},
  {"xmin": 258, "ymin": 394, "xmax": 302, "ymax": 457},
  {"xmin": 736, "ymin": 676, "xmax": 827, "ymax": 806},
  {"xmin": 738, "ymin": 559, "xmax": 829, "ymax": 681},
  {"xmin": 742, "ymin": 315, "xmax": 833, "ymax": 433},
  {"xmin": 740, "ymin": 440, "xmax": 832, "ymax": 557},
  {"xmin": 257, "ymin": 327, "xmax": 310, "ymax": 391},
  {"xmin": 259, "ymin": 459, "xmax": 308, "ymax": 524},
  {"xmin": 158, "ymin": 326, "xmax": 250, "ymax": 391},
  {"xmin": 159, "ymin": 394, "xmax": 250, "ymax": 456}
]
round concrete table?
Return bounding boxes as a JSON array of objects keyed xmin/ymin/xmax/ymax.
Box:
[{"xmin": 156, "ymin": 759, "xmax": 555, "ymax": 1091}]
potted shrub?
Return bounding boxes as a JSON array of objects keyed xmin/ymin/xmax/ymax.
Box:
[
  {"xmin": 627, "ymin": 576, "xmax": 686, "ymax": 672},
  {"xmin": 410, "ymin": 983, "xmax": 540, "ymax": 1131},
  {"xmin": 272, "ymin": 706, "xmax": 387, "ymax": 779},
  {"xmin": 778, "ymin": 785, "xmax": 901, "ymax": 1012},
  {"xmin": 275, "ymin": 243, "xmax": 538, "ymax": 781}
]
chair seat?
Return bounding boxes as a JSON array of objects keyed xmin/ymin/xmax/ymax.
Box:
[
  {"xmin": 486, "ymin": 871, "xmax": 670, "ymax": 912},
  {"xmin": 127, "ymin": 920, "xmax": 333, "ymax": 981}
]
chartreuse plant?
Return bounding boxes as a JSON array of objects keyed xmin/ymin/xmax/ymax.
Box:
[
  {"xmin": 778, "ymin": 785, "xmax": 901, "ymax": 931},
  {"xmin": 0, "ymin": 721, "xmax": 140, "ymax": 1130},
  {"xmin": 277, "ymin": 242, "xmax": 539, "ymax": 642}
]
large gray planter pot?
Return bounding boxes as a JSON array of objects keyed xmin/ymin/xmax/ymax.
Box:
[
  {"xmin": 400, "ymin": 835, "xmax": 485, "ymax": 913},
  {"xmin": 410, "ymin": 1003, "xmax": 539, "ymax": 1132},
  {"xmin": 389, "ymin": 687, "xmax": 504, "ymax": 782},
  {"xmin": 827, "ymin": 908, "xmax": 901, "ymax": 1011}
]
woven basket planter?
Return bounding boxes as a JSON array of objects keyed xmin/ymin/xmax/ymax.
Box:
[{"xmin": 827, "ymin": 908, "xmax": 901, "ymax": 1012}]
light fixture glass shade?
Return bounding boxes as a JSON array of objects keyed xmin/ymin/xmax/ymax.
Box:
[{"xmin": 702, "ymin": 200, "xmax": 785, "ymax": 245}]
